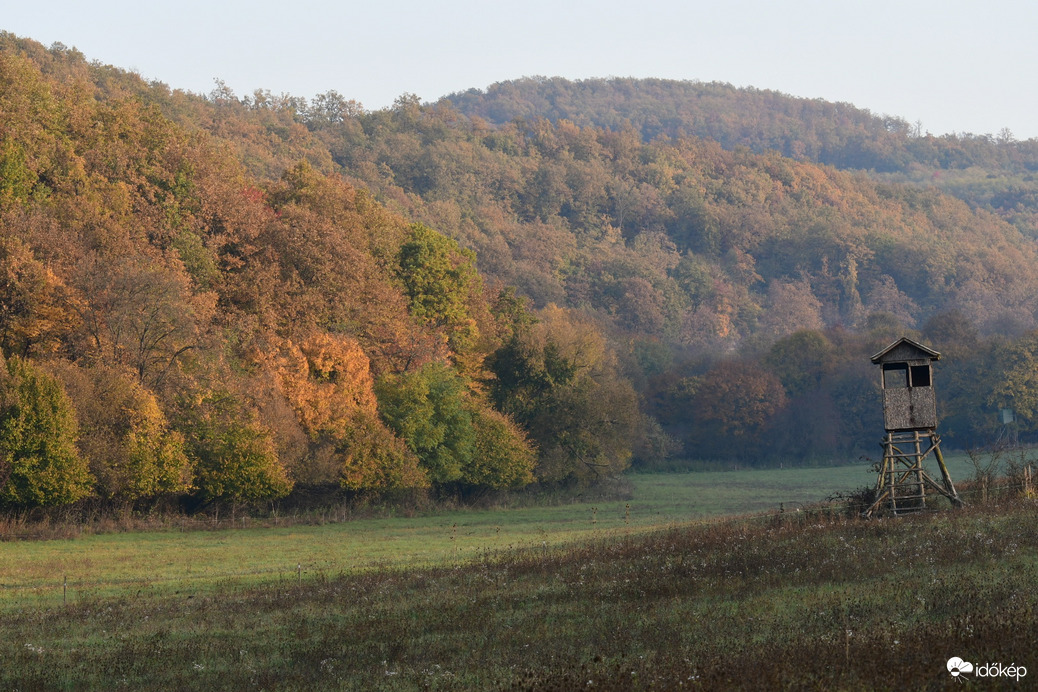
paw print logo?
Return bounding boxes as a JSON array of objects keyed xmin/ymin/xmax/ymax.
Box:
[{"xmin": 947, "ymin": 657, "xmax": 974, "ymax": 678}]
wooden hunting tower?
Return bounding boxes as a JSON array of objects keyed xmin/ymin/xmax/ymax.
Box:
[{"xmin": 863, "ymin": 337, "xmax": 962, "ymax": 517}]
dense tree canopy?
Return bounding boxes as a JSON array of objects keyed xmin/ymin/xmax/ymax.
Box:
[{"xmin": 5, "ymin": 31, "xmax": 1038, "ymax": 510}]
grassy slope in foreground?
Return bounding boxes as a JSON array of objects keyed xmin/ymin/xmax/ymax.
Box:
[
  {"xmin": 1, "ymin": 496, "xmax": 1035, "ymax": 689},
  {"xmin": 0, "ymin": 459, "xmax": 977, "ymax": 607}
]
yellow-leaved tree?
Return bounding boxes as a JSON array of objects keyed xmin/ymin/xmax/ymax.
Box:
[
  {"xmin": 48, "ymin": 362, "xmax": 193, "ymax": 503},
  {"xmin": 265, "ymin": 332, "xmax": 428, "ymax": 490}
]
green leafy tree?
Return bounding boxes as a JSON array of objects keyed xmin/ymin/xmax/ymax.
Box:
[
  {"xmin": 0, "ymin": 356, "xmax": 92, "ymax": 507},
  {"xmin": 922, "ymin": 309, "xmax": 981, "ymax": 361},
  {"xmin": 374, "ymin": 363, "xmax": 475, "ymax": 484},
  {"xmin": 122, "ymin": 396, "xmax": 192, "ymax": 500},
  {"xmin": 986, "ymin": 331, "xmax": 1038, "ymax": 433},
  {"xmin": 487, "ymin": 306, "xmax": 638, "ymax": 483},
  {"xmin": 186, "ymin": 392, "xmax": 292, "ymax": 504},
  {"xmin": 465, "ymin": 406, "xmax": 536, "ymax": 489},
  {"xmin": 0, "ymin": 140, "xmax": 37, "ymax": 208},
  {"xmin": 337, "ymin": 410, "xmax": 430, "ymax": 491},
  {"xmin": 396, "ymin": 224, "xmax": 481, "ymax": 357},
  {"xmin": 763, "ymin": 330, "xmax": 834, "ymax": 397},
  {"xmin": 824, "ymin": 358, "xmax": 883, "ymax": 453},
  {"xmin": 532, "ymin": 374, "xmax": 639, "ymax": 483}
]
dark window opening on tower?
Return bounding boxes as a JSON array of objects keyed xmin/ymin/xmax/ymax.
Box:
[{"xmin": 910, "ymin": 365, "xmax": 931, "ymax": 387}]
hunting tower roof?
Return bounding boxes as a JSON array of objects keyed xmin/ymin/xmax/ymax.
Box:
[{"xmin": 870, "ymin": 337, "xmax": 941, "ymax": 364}]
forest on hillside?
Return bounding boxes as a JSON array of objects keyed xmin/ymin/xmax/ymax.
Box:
[
  {"xmin": 446, "ymin": 77, "xmax": 1038, "ymax": 240},
  {"xmin": 3, "ymin": 35, "xmax": 1038, "ymax": 513},
  {"xmin": 0, "ymin": 36, "xmax": 643, "ymax": 511}
]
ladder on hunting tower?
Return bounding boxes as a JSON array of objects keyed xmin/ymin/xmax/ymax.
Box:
[{"xmin": 865, "ymin": 429, "xmax": 961, "ymax": 517}]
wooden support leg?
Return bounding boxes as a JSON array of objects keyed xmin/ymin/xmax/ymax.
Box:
[{"xmin": 932, "ymin": 437, "xmax": 963, "ymax": 507}]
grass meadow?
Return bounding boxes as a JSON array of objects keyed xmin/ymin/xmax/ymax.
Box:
[
  {"xmin": 1, "ymin": 458, "xmax": 966, "ymax": 607},
  {"xmin": 2, "ymin": 454, "xmax": 1034, "ymax": 690}
]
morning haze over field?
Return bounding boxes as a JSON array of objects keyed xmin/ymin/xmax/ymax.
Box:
[{"xmin": 1, "ymin": 15, "xmax": 1037, "ymax": 687}]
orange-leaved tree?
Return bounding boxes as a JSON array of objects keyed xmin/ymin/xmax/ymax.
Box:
[{"xmin": 264, "ymin": 331, "xmax": 427, "ymax": 490}]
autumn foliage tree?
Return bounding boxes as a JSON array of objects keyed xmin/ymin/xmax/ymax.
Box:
[
  {"xmin": 0, "ymin": 236, "xmax": 76, "ymax": 358},
  {"xmin": 263, "ymin": 332, "xmax": 427, "ymax": 490},
  {"xmin": 47, "ymin": 362, "xmax": 192, "ymax": 503},
  {"xmin": 9, "ymin": 32, "xmax": 1038, "ymax": 504},
  {"xmin": 687, "ymin": 360, "xmax": 788, "ymax": 460},
  {"xmin": 72, "ymin": 255, "xmax": 210, "ymax": 385}
]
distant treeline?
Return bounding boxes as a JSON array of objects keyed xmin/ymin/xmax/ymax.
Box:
[{"xmin": 447, "ymin": 77, "xmax": 1038, "ymax": 240}]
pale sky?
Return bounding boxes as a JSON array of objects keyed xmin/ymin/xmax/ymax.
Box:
[{"xmin": 4, "ymin": 0, "xmax": 1038, "ymax": 139}]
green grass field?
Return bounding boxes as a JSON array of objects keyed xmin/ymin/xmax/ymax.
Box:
[
  {"xmin": 2, "ymin": 454, "xmax": 1027, "ymax": 690},
  {"xmin": 0, "ymin": 456, "xmax": 980, "ymax": 609}
]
